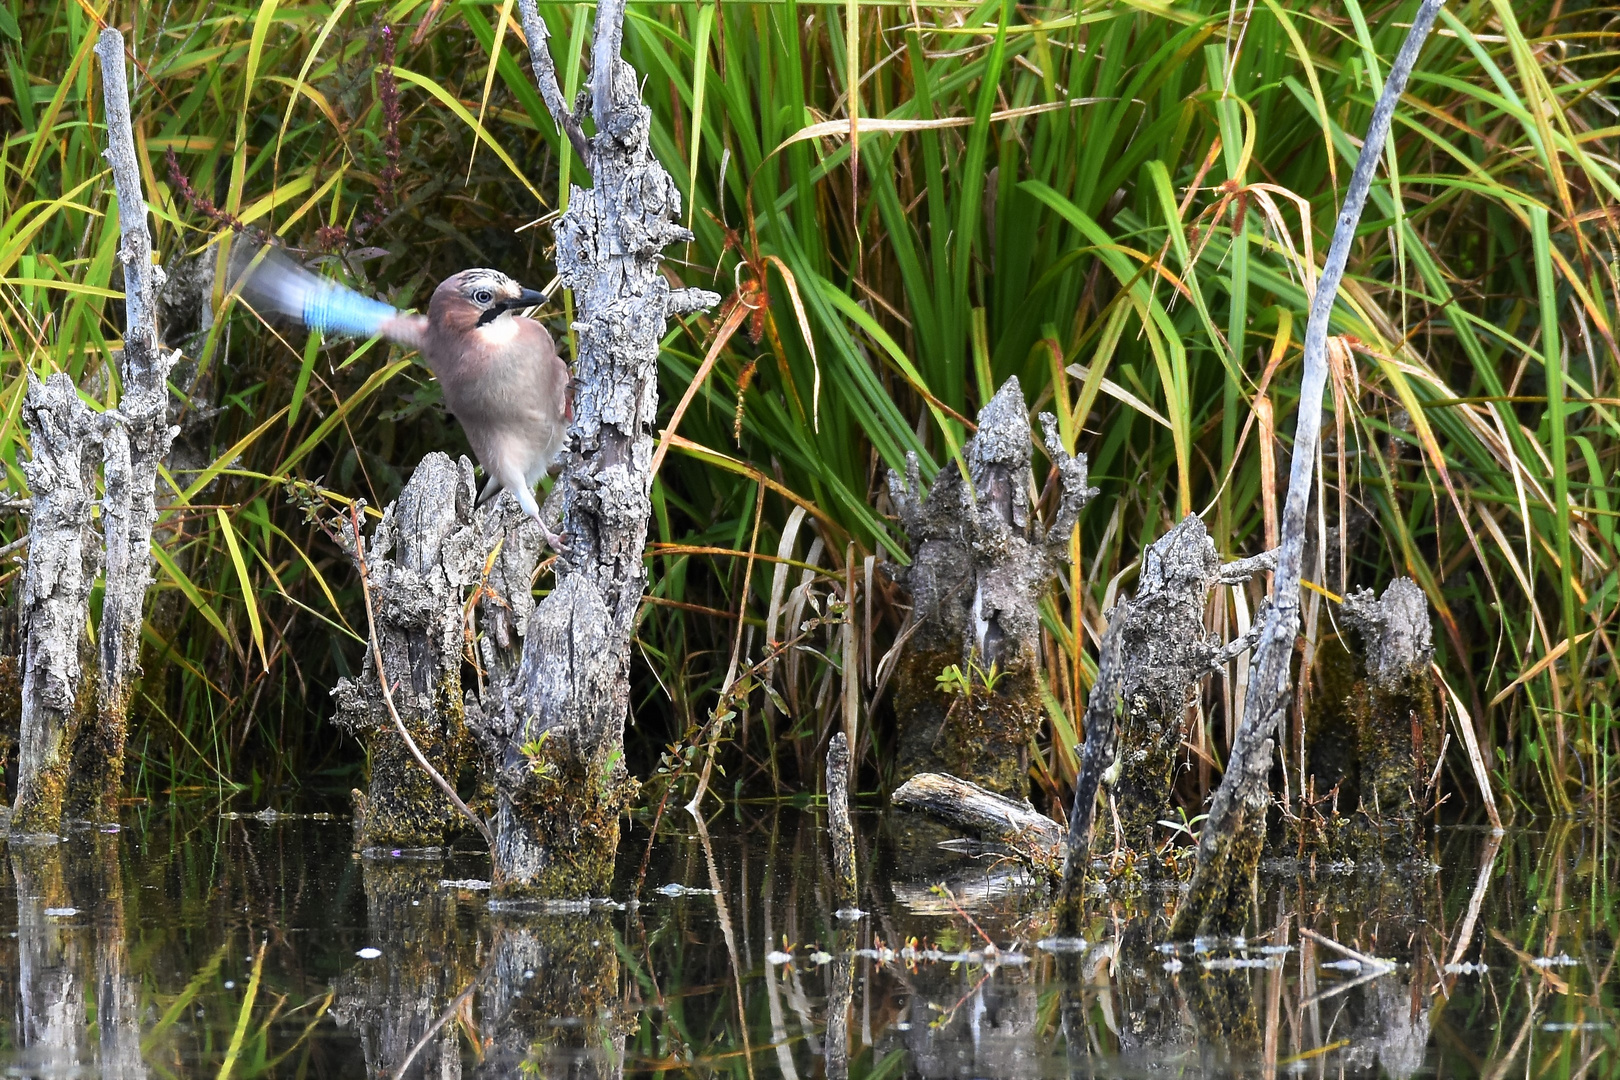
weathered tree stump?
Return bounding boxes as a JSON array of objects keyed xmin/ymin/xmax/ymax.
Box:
[
  {"xmin": 69, "ymin": 29, "xmax": 181, "ymax": 822},
  {"xmin": 12, "ymin": 376, "xmax": 101, "ymax": 836},
  {"xmin": 1050, "ymin": 518, "xmax": 1272, "ymax": 929},
  {"xmin": 334, "ymin": 453, "xmax": 485, "ymax": 850},
  {"xmin": 887, "ymin": 377, "xmax": 1095, "ymax": 795},
  {"xmin": 1098, "ymin": 516, "xmax": 1272, "ymax": 860},
  {"xmin": 473, "ymin": 0, "xmax": 718, "ymax": 898},
  {"xmin": 1340, "ymin": 578, "xmax": 1438, "ymax": 850},
  {"xmin": 13, "ymin": 29, "xmax": 179, "ymax": 833}
]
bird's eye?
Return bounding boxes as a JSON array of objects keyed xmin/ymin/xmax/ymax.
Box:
[{"xmin": 473, "ymin": 288, "xmax": 494, "ymax": 306}]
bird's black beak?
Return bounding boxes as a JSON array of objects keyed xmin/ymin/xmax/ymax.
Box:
[{"xmin": 512, "ymin": 287, "xmax": 547, "ymax": 311}]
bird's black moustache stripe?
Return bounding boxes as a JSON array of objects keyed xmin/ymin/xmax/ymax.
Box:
[{"xmin": 475, "ymin": 303, "xmax": 507, "ymax": 327}]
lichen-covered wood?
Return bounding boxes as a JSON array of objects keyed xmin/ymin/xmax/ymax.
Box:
[
  {"xmin": 12, "ymin": 375, "xmax": 100, "ymax": 835},
  {"xmin": 1098, "ymin": 517, "xmax": 1272, "ymax": 860},
  {"xmin": 334, "ymin": 453, "xmax": 484, "ymax": 849},
  {"xmin": 1056, "ymin": 520, "xmax": 1270, "ymax": 926},
  {"xmin": 69, "ymin": 28, "xmax": 181, "ymax": 821},
  {"xmin": 485, "ymin": 0, "xmax": 718, "ymax": 897},
  {"xmin": 887, "ymin": 377, "xmax": 1095, "ymax": 795}
]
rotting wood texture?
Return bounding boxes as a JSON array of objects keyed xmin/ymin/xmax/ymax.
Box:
[
  {"xmin": 335, "ymin": 454, "xmax": 523, "ymax": 849},
  {"xmin": 1339, "ymin": 577, "xmax": 1439, "ymax": 852},
  {"xmin": 11, "ymin": 376, "xmax": 100, "ymax": 835},
  {"xmin": 887, "ymin": 376, "xmax": 1096, "ymax": 795},
  {"xmin": 891, "ymin": 771, "xmax": 1064, "ymax": 879},
  {"xmin": 1064, "ymin": 517, "xmax": 1273, "ymax": 877},
  {"xmin": 484, "ymin": 0, "xmax": 719, "ymax": 897}
]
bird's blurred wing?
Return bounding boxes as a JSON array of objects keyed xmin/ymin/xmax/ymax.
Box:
[{"xmin": 234, "ymin": 246, "xmax": 401, "ymax": 340}]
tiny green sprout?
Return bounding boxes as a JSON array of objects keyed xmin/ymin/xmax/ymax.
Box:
[
  {"xmin": 935, "ymin": 654, "xmax": 1003, "ymax": 700},
  {"xmin": 519, "ymin": 731, "xmax": 557, "ymax": 778}
]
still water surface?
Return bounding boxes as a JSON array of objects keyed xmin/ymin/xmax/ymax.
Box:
[{"xmin": 0, "ymin": 797, "xmax": 1611, "ymax": 1077}]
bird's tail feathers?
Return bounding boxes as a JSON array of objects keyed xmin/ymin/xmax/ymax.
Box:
[{"xmin": 233, "ymin": 246, "xmax": 400, "ymax": 340}]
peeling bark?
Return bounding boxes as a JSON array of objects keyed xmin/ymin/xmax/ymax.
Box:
[
  {"xmin": 887, "ymin": 376, "xmax": 1096, "ymax": 794},
  {"xmin": 12, "ymin": 375, "xmax": 101, "ymax": 836},
  {"xmin": 485, "ymin": 0, "xmax": 717, "ymax": 897},
  {"xmin": 70, "ymin": 29, "xmax": 181, "ymax": 821},
  {"xmin": 334, "ymin": 453, "xmax": 487, "ymax": 850}
]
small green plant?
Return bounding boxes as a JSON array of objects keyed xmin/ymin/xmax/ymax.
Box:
[
  {"xmin": 935, "ymin": 655, "xmax": 1004, "ymax": 701},
  {"xmin": 519, "ymin": 732, "xmax": 557, "ymax": 780}
]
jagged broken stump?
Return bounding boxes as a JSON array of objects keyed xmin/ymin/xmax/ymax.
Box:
[{"xmin": 888, "ymin": 377, "xmax": 1095, "ymax": 795}]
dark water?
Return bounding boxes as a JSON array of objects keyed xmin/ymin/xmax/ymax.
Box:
[{"xmin": 0, "ymin": 797, "xmax": 1612, "ymax": 1078}]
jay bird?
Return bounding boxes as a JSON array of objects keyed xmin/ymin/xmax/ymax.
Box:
[{"xmin": 237, "ymin": 249, "xmax": 570, "ymax": 550}]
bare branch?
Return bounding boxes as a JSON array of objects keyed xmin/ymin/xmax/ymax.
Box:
[
  {"xmin": 515, "ymin": 0, "xmax": 591, "ymax": 165},
  {"xmin": 1175, "ymin": 0, "xmax": 1446, "ymax": 938}
]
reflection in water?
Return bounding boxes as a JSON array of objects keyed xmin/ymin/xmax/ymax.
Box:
[
  {"xmin": 331, "ymin": 857, "xmax": 478, "ymax": 1078},
  {"xmin": 0, "ymin": 806, "xmax": 1607, "ymax": 1077},
  {"xmin": 12, "ymin": 832, "xmax": 146, "ymax": 1079}
]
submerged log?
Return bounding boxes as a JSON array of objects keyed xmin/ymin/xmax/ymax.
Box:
[
  {"xmin": 334, "ymin": 453, "xmax": 485, "ymax": 850},
  {"xmin": 888, "ymin": 377, "xmax": 1096, "ymax": 795},
  {"xmin": 478, "ymin": 0, "xmax": 717, "ymax": 898},
  {"xmin": 891, "ymin": 771, "xmax": 1063, "ymax": 878},
  {"xmin": 1174, "ymin": 0, "xmax": 1444, "ymax": 938}
]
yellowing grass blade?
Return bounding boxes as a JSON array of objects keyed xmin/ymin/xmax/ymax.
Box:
[{"xmin": 217, "ymin": 507, "xmax": 268, "ymax": 671}]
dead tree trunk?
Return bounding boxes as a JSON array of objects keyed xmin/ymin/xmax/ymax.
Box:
[
  {"xmin": 1173, "ymin": 0, "xmax": 1444, "ymax": 938},
  {"xmin": 481, "ymin": 0, "xmax": 717, "ymax": 898},
  {"xmin": 887, "ymin": 377, "xmax": 1095, "ymax": 795},
  {"xmin": 334, "ymin": 453, "xmax": 487, "ymax": 850},
  {"xmin": 1340, "ymin": 578, "xmax": 1439, "ymax": 850},
  {"xmin": 11, "ymin": 376, "xmax": 100, "ymax": 835},
  {"xmin": 68, "ymin": 29, "xmax": 180, "ymax": 820},
  {"xmin": 1063, "ymin": 517, "xmax": 1272, "ymax": 873}
]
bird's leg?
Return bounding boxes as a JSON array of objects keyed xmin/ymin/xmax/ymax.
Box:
[{"xmin": 516, "ymin": 483, "xmax": 567, "ymax": 553}]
